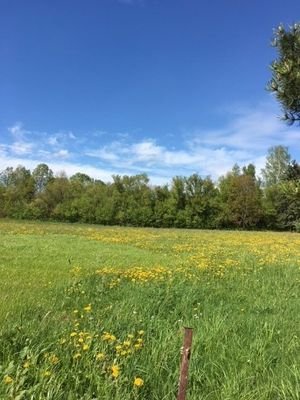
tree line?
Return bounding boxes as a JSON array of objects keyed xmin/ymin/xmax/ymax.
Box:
[{"xmin": 0, "ymin": 146, "xmax": 299, "ymax": 231}]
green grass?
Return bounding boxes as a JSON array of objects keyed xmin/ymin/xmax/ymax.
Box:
[{"xmin": 0, "ymin": 219, "xmax": 299, "ymax": 399}]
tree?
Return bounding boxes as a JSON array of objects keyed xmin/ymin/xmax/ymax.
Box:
[
  {"xmin": 284, "ymin": 160, "xmax": 300, "ymax": 181},
  {"xmin": 32, "ymin": 163, "xmax": 53, "ymax": 193},
  {"xmin": 261, "ymin": 146, "xmax": 291, "ymax": 187},
  {"xmin": 219, "ymin": 165, "xmax": 263, "ymax": 228},
  {"xmin": 0, "ymin": 165, "xmax": 35, "ymax": 218},
  {"xmin": 268, "ymin": 23, "xmax": 300, "ymax": 124}
]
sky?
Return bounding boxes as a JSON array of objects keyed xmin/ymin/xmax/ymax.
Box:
[{"xmin": 1, "ymin": 0, "xmax": 300, "ymax": 185}]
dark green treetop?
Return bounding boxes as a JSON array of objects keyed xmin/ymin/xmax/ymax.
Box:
[{"xmin": 268, "ymin": 23, "xmax": 300, "ymax": 124}]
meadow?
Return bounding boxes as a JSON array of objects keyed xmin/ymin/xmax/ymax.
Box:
[{"xmin": 0, "ymin": 219, "xmax": 299, "ymax": 400}]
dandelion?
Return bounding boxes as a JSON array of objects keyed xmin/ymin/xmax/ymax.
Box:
[
  {"xmin": 43, "ymin": 370, "xmax": 51, "ymax": 377},
  {"xmin": 3, "ymin": 375, "xmax": 13, "ymax": 384},
  {"xmin": 70, "ymin": 332, "xmax": 77, "ymax": 337},
  {"xmin": 96, "ymin": 352, "xmax": 105, "ymax": 361},
  {"xmin": 111, "ymin": 364, "xmax": 120, "ymax": 378},
  {"xmin": 83, "ymin": 304, "xmax": 92, "ymax": 312},
  {"xmin": 83, "ymin": 344, "xmax": 89, "ymax": 351},
  {"xmin": 102, "ymin": 332, "xmax": 116, "ymax": 342},
  {"xmin": 127, "ymin": 334, "xmax": 134, "ymax": 339},
  {"xmin": 134, "ymin": 377, "xmax": 144, "ymax": 387},
  {"xmin": 49, "ymin": 354, "xmax": 59, "ymax": 365}
]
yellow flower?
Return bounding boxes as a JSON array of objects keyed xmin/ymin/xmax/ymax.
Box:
[
  {"xmin": 82, "ymin": 344, "xmax": 89, "ymax": 351},
  {"xmin": 43, "ymin": 370, "xmax": 51, "ymax": 377},
  {"xmin": 78, "ymin": 338, "xmax": 84, "ymax": 343},
  {"xmin": 96, "ymin": 352, "xmax": 105, "ymax": 361},
  {"xmin": 134, "ymin": 377, "xmax": 144, "ymax": 387},
  {"xmin": 73, "ymin": 353, "xmax": 81, "ymax": 359},
  {"xmin": 23, "ymin": 361, "xmax": 30, "ymax": 369},
  {"xmin": 111, "ymin": 364, "xmax": 120, "ymax": 378},
  {"xmin": 70, "ymin": 332, "xmax": 77, "ymax": 337},
  {"xmin": 127, "ymin": 334, "xmax": 134, "ymax": 339},
  {"xmin": 102, "ymin": 332, "xmax": 116, "ymax": 342},
  {"xmin": 83, "ymin": 304, "xmax": 92, "ymax": 312},
  {"xmin": 4, "ymin": 375, "xmax": 13, "ymax": 384},
  {"xmin": 49, "ymin": 354, "xmax": 59, "ymax": 365},
  {"xmin": 138, "ymin": 330, "xmax": 145, "ymax": 335},
  {"xmin": 123, "ymin": 340, "xmax": 131, "ymax": 347}
]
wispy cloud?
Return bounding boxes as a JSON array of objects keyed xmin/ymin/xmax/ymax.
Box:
[{"xmin": 1, "ymin": 101, "xmax": 299, "ymax": 184}]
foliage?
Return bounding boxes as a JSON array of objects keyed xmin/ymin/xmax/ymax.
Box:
[
  {"xmin": 0, "ymin": 147, "xmax": 299, "ymax": 230},
  {"xmin": 261, "ymin": 145, "xmax": 291, "ymax": 187},
  {"xmin": 268, "ymin": 23, "xmax": 300, "ymax": 124}
]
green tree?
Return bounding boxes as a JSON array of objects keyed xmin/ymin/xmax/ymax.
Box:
[
  {"xmin": 219, "ymin": 165, "xmax": 263, "ymax": 229},
  {"xmin": 0, "ymin": 165, "xmax": 35, "ymax": 218},
  {"xmin": 184, "ymin": 174, "xmax": 219, "ymax": 228},
  {"xmin": 32, "ymin": 163, "xmax": 53, "ymax": 193},
  {"xmin": 284, "ymin": 160, "xmax": 300, "ymax": 181},
  {"xmin": 261, "ymin": 146, "xmax": 291, "ymax": 187},
  {"xmin": 268, "ymin": 23, "xmax": 300, "ymax": 124}
]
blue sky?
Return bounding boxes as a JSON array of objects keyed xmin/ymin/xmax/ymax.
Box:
[{"xmin": 1, "ymin": 0, "xmax": 300, "ymax": 184}]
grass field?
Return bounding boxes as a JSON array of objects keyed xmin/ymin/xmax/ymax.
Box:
[{"xmin": 0, "ymin": 219, "xmax": 299, "ymax": 399}]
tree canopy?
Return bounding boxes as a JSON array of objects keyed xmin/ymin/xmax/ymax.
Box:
[
  {"xmin": 0, "ymin": 146, "xmax": 299, "ymax": 231},
  {"xmin": 268, "ymin": 23, "xmax": 300, "ymax": 124}
]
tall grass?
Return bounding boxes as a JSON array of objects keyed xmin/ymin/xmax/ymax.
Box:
[{"xmin": 0, "ymin": 220, "xmax": 299, "ymax": 399}]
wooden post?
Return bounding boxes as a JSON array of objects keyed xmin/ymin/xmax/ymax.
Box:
[{"xmin": 177, "ymin": 327, "xmax": 193, "ymax": 400}]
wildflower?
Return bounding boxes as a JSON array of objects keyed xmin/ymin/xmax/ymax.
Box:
[
  {"xmin": 102, "ymin": 332, "xmax": 116, "ymax": 342},
  {"xmin": 83, "ymin": 344, "xmax": 89, "ymax": 351},
  {"xmin": 96, "ymin": 352, "xmax": 105, "ymax": 361},
  {"xmin": 138, "ymin": 330, "xmax": 145, "ymax": 335},
  {"xmin": 73, "ymin": 353, "xmax": 81, "ymax": 359},
  {"xmin": 134, "ymin": 377, "xmax": 144, "ymax": 387},
  {"xmin": 3, "ymin": 375, "xmax": 13, "ymax": 384},
  {"xmin": 49, "ymin": 354, "xmax": 59, "ymax": 365},
  {"xmin": 43, "ymin": 370, "xmax": 51, "ymax": 377},
  {"xmin": 83, "ymin": 304, "xmax": 92, "ymax": 312},
  {"xmin": 23, "ymin": 361, "xmax": 30, "ymax": 369},
  {"xmin": 70, "ymin": 332, "xmax": 77, "ymax": 337},
  {"xmin": 111, "ymin": 364, "xmax": 120, "ymax": 378},
  {"xmin": 123, "ymin": 340, "xmax": 131, "ymax": 347},
  {"xmin": 127, "ymin": 334, "xmax": 134, "ymax": 339}
]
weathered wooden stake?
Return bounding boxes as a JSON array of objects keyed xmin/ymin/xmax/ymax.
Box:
[{"xmin": 177, "ymin": 327, "xmax": 193, "ymax": 400}]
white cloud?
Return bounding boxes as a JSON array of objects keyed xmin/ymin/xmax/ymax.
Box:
[
  {"xmin": 54, "ymin": 149, "xmax": 70, "ymax": 159},
  {"xmin": 8, "ymin": 122, "xmax": 24, "ymax": 139},
  {"xmin": 1, "ymin": 101, "xmax": 299, "ymax": 184},
  {"xmin": 9, "ymin": 141, "xmax": 34, "ymax": 155}
]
